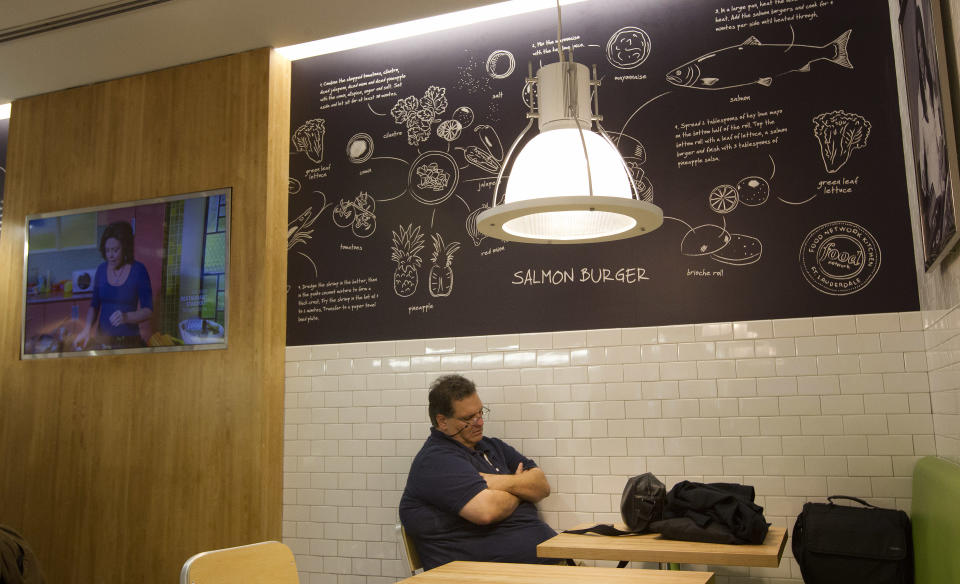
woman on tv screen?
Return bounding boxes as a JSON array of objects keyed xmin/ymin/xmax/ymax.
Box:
[{"xmin": 74, "ymin": 221, "xmax": 154, "ymax": 350}]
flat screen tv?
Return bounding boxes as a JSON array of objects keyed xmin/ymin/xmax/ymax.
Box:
[{"xmin": 22, "ymin": 187, "xmax": 230, "ymax": 358}]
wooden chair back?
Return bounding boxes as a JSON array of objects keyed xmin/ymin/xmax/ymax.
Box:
[
  {"xmin": 180, "ymin": 541, "xmax": 298, "ymax": 584},
  {"xmin": 398, "ymin": 525, "xmax": 423, "ymax": 575}
]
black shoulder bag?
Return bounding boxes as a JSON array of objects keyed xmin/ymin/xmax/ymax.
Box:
[
  {"xmin": 792, "ymin": 495, "xmax": 913, "ymax": 584},
  {"xmin": 564, "ymin": 472, "xmax": 666, "ymax": 536}
]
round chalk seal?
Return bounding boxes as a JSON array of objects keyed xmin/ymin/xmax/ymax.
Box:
[{"xmin": 799, "ymin": 221, "xmax": 880, "ymax": 296}]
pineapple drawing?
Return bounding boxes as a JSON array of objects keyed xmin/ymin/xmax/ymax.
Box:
[
  {"xmin": 391, "ymin": 224, "xmax": 425, "ymax": 297},
  {"xmin": 428, "ymin": 233, "xmax": 461, "ymax": 297}
]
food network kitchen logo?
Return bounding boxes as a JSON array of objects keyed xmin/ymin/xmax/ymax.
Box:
[{"xmin": 799, "ymin": 221, "xmax": 881, "ymax": 296}]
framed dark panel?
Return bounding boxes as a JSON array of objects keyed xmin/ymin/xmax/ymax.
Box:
[{"xmin": 900, "ymin": 0, "xmax": 960, "ymax": 270}]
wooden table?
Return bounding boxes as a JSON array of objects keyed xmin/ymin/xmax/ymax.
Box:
[
  {"xmin": 396, "ymin": 561, "xmax": 715, "ymax": 584},
  {"xmin": 537, "ymin": 526, "xmax": 788, "ymax": 568}
]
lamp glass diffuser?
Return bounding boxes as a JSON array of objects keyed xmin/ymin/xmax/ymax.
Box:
[{"xmin": 503, "ymin": 208, "xmax": 636, "ymax": 241}]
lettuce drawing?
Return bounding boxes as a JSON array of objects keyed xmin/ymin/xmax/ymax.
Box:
[
  {"xmin": 813, "ymin": 110, "xmax": 871, "ymax": 173},
  {"xmin": 292, "ymin": 118, "xmax": 326, "ymax": 163}
]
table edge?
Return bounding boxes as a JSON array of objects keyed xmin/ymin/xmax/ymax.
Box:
[{"xmin": 537, "ymin": 526, "xmax": 788, "ymax": 568}]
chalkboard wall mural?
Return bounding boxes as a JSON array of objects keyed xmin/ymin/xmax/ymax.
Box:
[
  {"xmin": 0, "ymin": 118, "xmax": 8, "ymax": 235},
  {"xmin": 287, "ymin": 0, "xmax": 920, "ymax": 346}
]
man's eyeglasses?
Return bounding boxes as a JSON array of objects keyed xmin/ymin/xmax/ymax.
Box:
[{"xmin": 455, "ymin": 406, "xmax": 490, "ymax": 425}]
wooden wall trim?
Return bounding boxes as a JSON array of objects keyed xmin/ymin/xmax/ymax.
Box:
[{"xmin": 0, "ymin": 48, "xmax": 290, "ymax": 583}]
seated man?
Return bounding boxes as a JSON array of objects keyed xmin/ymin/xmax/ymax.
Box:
[{"xmin": 399, "ymin": 374, "xmax": 557, "ymax": 569}]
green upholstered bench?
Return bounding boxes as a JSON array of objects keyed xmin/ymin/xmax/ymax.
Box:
[{"xmin": 912, "ymin": 456, "xmax": 960, "ymax": 584}]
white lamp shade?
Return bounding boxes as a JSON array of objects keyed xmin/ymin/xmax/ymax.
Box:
[
  {"xmin": 504, "ymin": 128, "xmax": 632, "ymax": 202},
  {"xmin": 476, "ymin": 61, "xmax": 664, "ymax": 244},
  {"xmin": 475, "ymin": 126, "xmax": 662, "ymax": 243}
]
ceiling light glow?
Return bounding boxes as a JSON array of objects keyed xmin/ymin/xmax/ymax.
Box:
[{"xmin": 276, "ymin": 0, "xmax": 588, "ymax": 61}]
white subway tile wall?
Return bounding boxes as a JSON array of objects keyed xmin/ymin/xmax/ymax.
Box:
[
  {"xmin": 925, "ymin": 306, "xmax": 960, "ymax": 464},
  {"xmin": 284, "ymin": 313, "xmax": 941, "ymax": 584}
]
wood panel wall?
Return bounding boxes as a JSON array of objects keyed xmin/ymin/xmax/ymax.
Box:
[{"xmin": 0, "ymin": 48, "xmax": 290, "ymax": 583}]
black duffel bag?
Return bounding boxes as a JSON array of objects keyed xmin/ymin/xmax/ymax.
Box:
[{"xmin": 792, "ymin": 496, "xmax": 913, "ymax": 584}]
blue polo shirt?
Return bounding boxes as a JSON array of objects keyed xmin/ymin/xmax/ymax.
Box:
[{"xmin": 399, "ymin": 427, "xmax": 557, "ymax": 570}]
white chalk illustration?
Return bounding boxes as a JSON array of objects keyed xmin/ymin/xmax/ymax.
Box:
[
  {"xmin": 458, "ymin": 146, "xmax": 499, "ymax": 174},
  {"xmin": 346, "ymin": 133, "xmax": 375, "ymax": 164},
  {"xmin": 709, "ymin": 184, "xmax": 739, "ymax": 214},
  {"xmin": 606, "ymin": 26, "xmax": 652, "ymax": 70},
  {"xmin": 617, "ymin": 90, "xmax": 672, "ymax": 150},
  {"xmin": 474, "ymin": 125, "xmax": 503, "ymax": 161},
  {"xmin": 456, "ymin": 125, "xmax": 504, "ymax": 175},
  {"xmin": 292, "ymin": 118, "xmax": 326, "ymax": 163},
  {"xmin": 391, "ymin": 224, "xmax": 425, "ymax": 297},
  {"xmin": 710, "ymin": 158, "xmax": 778, "ymax": 211},
  {"xmin": 288, "ymin": 206, "xmax": 322, "ymax": 250},
  {"xmin": 707, "ymin": 177, "xmax": 769, "ymax": 213},
  {"xmin": 522, "ymin": 78, "xmax": 538, "ymax": 110},
  {"xmin": 466, "ymin": 204, "xmax": 489, "ymax": 247},
  {"xmin": 332, "ymin": 192, "xmax": 377, "ymax": 238},
  {"xmin": 437, "ymin": 119, "xmax": 463, "ymax": 142},
  {"xmin": 712, "ymin": 233, "xmax": 762, "ymax": 265},
  {"xmin": 453, "ymin": 106, "xmax": 475, "ymax": 129},
  {"xmin": 408, "ymin": 151, "xmax": 460, "ymax": 205},
  {"xmin": 416, "ymin": 163, "xmax": 451, "ymax": 192},
  {"xmin": 737, "ymin": 176, "xmax": 770, "ymax": 206},
  {"xmin": 625, "ymin": 159, "xmax": 654, "ymax": 202},
  {"xmin": 813, "ymin": 110, "xmax": 871, "ymax": 173},
  {"xmin": 428, "ymin": 233, "xmax": 461, "ymax": 297},
  {"xmin": 681, "ymin": 221, "xmax": 733, "ymax": 257},
  {"xmin": 779, "ymin": 192, "xmax": 819, "ymax": 205},
  {"xmin": 486, "ymin": 50, "xmax": 516, "ymax": 79},
  {"xmin": 351, "ymin": 210, "xmax": 376, "ymax": 238},
  {"xmin": 457, "ymin": 51, "xmax": 493, "ymax": 95},
  {"xmin": 390, "ymin": 86, "xmax": 448, "ymax": 146},
  {"xmin": 608, "ymin": 131, "xmax": 654, "ymax": 202},
  {"xmin": 288, "ymin": 195, "xmax": 330, "ymax": 281},
  {"xmin": 296, "ymin": 253, "xmax": 318, "ymax": 280},
  {"xmin": 667, "ymin": 214, "xmax": 763, "ymax": 267},
  {"xmin": 289, "ymin": 177, "xmax": 301, "ymax": 196},
  {"xmin": 799, "ymin": 221, "xmax": 880, "ymax": 295},
  {"xmin": 666, "ymin": 29, "xmax": 853, "ymax": 90}
]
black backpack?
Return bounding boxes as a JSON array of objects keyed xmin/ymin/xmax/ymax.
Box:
[{"xmin": 565, "ymin": 472, "xmax": 666, "ymax": 535}]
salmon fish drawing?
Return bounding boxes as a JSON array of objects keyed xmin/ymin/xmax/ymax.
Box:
[{"xmin": 667, "ymin": 29, "xmax": 853, "ymax": 90}]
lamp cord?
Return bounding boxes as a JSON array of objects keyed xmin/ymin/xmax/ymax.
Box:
[
  {"xmin": 556, "ymin": 0, "xmax": 593, "ymax": 196},
  {"xmin": 571, "ymin": 69, "xmax": 594, "ymax": 197},
  {"xmin": 556, "ymin": 0, "xmax": 564, "ymax": 64}
]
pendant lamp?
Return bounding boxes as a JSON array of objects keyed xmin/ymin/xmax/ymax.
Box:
[{"xmin": 477, "ymin": 8, "xmax": 663, "ymax": 244}]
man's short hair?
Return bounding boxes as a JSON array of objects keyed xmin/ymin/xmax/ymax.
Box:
[{"xmin": 428, "ymin": 374, "xmax": 477, "ymax": 427}]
